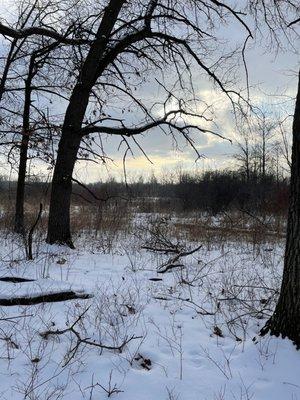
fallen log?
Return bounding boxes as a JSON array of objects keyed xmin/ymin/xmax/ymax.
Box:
[
  {"xmin": 0, "ymin": 291, "xmax": 92, "ymax": 306},
  {"xmin": 0, "ymin": 277, "xmax": 35, "ymax": 283}
]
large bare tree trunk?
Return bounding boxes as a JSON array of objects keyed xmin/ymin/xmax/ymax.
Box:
[
  {"xmin": 46, "ymin": 99, "xmax": 86, "ymax": 248},
  {"xmin": 261, "ymin": 70, "xmax": 300, "ymax": 346},
  {"xmin": 46, "ymin": 0, "xmax": 125, "ymax": 247}
]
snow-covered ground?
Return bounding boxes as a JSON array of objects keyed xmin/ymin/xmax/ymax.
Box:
[{"xmin": 0, "ymin": 219, "xmax": 298, "ymax": 400}]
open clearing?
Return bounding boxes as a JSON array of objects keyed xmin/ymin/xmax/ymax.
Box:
[{"xmin": 0, "ymin": 214, "xmax": 298, "ymax": 400}]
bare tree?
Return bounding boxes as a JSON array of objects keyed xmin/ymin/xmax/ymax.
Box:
[
  {"xmin": 261, "ymin": 71, "xmax": 300, "ymax": 346},
  {"xmin": 42, "ymin": 0, "xmax": 255, "ymax": 247},
  {"xmin": 234, "ymin": 130, "xmax": 252, "ymax": 182},
  {"xmin": 1, "ymin": 0, "xmax": 81, "ymax": 233},
  {"xmin": 14, "ymin": 41, "xmax": 61, "ymax": 234},
  {"xmin": 255, "ymin": 111, "xmax": 276, "ymax": 180}
]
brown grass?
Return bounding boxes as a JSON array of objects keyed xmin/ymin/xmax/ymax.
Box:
[{"xmin": 0, "ymin": 196, "xmax": 286, "ymax": 251}]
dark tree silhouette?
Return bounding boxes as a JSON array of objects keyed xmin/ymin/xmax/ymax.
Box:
[
  {"xmin": 14, "ymin": 42, "xmax": 59, "ymax": 234},
  {"xmin": 45, "ymin": 0, "xmax": 251, "ymax": 247},
  {"xmin": 1, "ymin": 2, "xmax": 79, "ymax": 234},
  {"xmin": 261, "ymin": 71, "xmax": 300, "ymax": 346},
  {"xmin": 14, "ymin": 55, "xmax": 35, "ymax": 234}
]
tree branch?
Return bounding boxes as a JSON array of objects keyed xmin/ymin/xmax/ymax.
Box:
[{"xmin": 0, "ymin": 22, "xmax": 93, "ymax": 44}]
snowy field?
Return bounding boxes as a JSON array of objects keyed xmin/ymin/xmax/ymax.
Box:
[{"xmin": 0, "ymin": 215, "xmax": 298, "ymax": 400}]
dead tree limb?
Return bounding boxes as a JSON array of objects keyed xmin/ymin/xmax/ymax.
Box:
[
  {"xmin": 40, "ymin": 309, "xmax": 142, "ymax": 366},
  {"xmin": 157, "ymin": 245, "xmax": 202, "ymax": 274}
]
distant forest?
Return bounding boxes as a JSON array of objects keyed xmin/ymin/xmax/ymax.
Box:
[{"xmin": 0, "ymin": 170, "xmax": 289, "ymax": 215}]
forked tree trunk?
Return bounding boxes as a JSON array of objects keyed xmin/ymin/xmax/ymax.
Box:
[
  {"xmin": 46, "ymin": 0, "xmax": 125, "ymax": 247},
  {"xmin": 14, "ymin": 57, "xmax": 35, "ymax": 234},
  {"xmin": 261, "ymin": 70, "xmax": 300, "ymax": 346}
]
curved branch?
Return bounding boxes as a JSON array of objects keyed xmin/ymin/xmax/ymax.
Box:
[
  {"xmin": 209, "ymin": 0, "xmax": 253, "ymax": 37},
  {"xmin": 0, "ymin": 22, "xmax": 93, "ymax": 44},
  {"xmin": 287, "ymin": 17, "xmax": 300, "ymax": 27}
]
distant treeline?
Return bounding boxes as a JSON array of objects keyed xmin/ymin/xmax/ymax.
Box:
[{"xmin": 0, "ymin": 170, "xmax": 289, "ymax": 215}]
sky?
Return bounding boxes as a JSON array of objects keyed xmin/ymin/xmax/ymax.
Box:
[
  {"xmin": 0, "ymin": 0, "xmax": 299, "ymax": 183},
  {"xmin": 74, "ymin": 46, "xmax": 298, "ymax": 183}
]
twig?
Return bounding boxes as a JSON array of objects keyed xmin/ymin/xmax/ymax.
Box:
[{"xmin": 27, "ymin": 203, "xmax": 43, "ymax": 260}]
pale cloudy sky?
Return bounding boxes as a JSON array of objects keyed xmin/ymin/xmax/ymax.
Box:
[
  {"xmin": 75, "ymin": 48, "xmax": 298, "ymax": 183},
  {"xmin": 71, "ymin": 35, "xmax": 299, "ymax": 182},
  {"xmin": 0, "ymin": 1, "xmax": 299, "ymax": 182}
]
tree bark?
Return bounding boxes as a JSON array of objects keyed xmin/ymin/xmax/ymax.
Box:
[
  {"xmin": 0, "ymin": 39, "xmax": 18, "ymax": 103},
  {"xmin": 14, "ymin": 57, "xmax": 35, "ymax": 234},
  {"xmin": 261, "ymin": 70, "xmax": 300, "ymax": 346},
  {"xmin": 46, "ymin": 0, "xmax": 126, "ymax": 247}
]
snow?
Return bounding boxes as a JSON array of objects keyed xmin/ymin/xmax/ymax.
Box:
[{"xmin": 0, "ymin": 227, "xmax": 298, "ymax": 400}]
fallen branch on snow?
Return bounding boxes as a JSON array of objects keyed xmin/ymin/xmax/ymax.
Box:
[
  {"xmin": 0, "ymin": 291, "xmax": 92, "ymax": 306},
  {"xmin": 157, "ymin": 245, "xmax": 202, "ymax": 274},
  {"xmin": 40, "ymin": 308, "xmax": 142, "ymax": 366}
]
